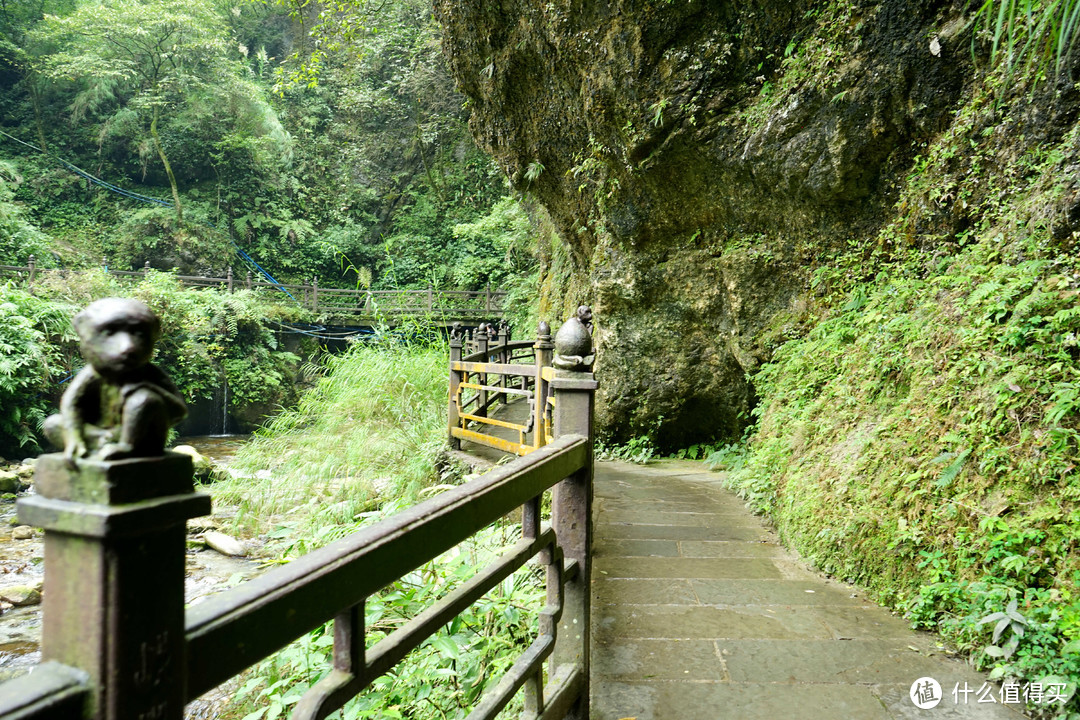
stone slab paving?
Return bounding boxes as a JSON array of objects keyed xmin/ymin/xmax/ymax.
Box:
[{"xmin": 591, "ymin": 460, "xmax": 1027, "ymax": 720}]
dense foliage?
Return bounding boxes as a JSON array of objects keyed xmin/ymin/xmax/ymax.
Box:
[
  {"xmin": 0, "ymin": 0, "xmax": 537, "ymax": 302},
  {"xmin": 0, "ymin": 284, "xmax": 74, "ymax": 457},
  {"xmin": 0, "ymin": 271, "xmax": 308, "ymax": 456}
]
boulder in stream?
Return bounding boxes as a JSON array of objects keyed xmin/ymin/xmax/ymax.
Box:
[{"xmin": 203, "ymin": 531, "xmax": 246, "ymax": 557}]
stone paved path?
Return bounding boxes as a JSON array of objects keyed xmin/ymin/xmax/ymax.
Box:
[{"xmin": 590, "ymin": 460, "xmax": 1027, "ymax": 720}]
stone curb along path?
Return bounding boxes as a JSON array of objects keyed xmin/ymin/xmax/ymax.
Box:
[{"xmin": 590, "ymin": 460, "xmax": 1028, "ymax": 720}]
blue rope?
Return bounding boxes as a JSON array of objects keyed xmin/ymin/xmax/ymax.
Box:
[{"xmin": 0, "ymin": 129, "xmax": 298, "ymax": 302}]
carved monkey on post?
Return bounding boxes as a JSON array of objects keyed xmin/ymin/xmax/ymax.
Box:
[{"xmin": 43, "ymin": 298, "xmax": 186, "ymax": 460}]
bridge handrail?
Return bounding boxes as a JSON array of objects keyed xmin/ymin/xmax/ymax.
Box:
[
  {"xmin": 448, "ymin": 322, "xmax": 567, "ymax": 458},
  {"xmin": 0, "ymin": 258, "xmax": 506, "ymax": 318},
  {"xmin": 463, "ymin": 340, "xmax": 536, "ymax": 363},
  {"xmin": 0, "ymin": 662, "xmax": 88, "ymax": 719}
]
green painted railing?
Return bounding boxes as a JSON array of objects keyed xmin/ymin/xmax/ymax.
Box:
[{"xmin": 0, "ymin": 258, "xmax": 506, "ymax": 319}]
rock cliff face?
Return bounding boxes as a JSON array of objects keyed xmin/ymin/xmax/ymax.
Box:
[{"xmin": 433, "ymin": 0, "xmax": 972, "ymax": 446}]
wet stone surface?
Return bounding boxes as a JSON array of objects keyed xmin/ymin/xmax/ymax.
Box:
[
  {"xmin": 591, "ymin": 460, "xmax": 1027, "ymax": 720},
  {"xmin": 0, "ymin": 439, "xmax": 259, "ymax": 695}
]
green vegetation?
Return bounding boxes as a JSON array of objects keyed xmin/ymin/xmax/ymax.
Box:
[
  {"xmin": 720, "ymin": 61, "xmax": 1080, "ymax": 715},
  {"xmin": 0, "ymin": 160, "xmax": 51, "ymax": 263},
  {"xmin": 209, "ymin": 339, "xmax": 544, "ymax": 720},
  {"xmin": 1, "ymin": 0, "xmax": 538, "ymax": 298},
  {"xmin": 0, "ymin": 285, "xmax": 74, "ymax": 456},
  {"xmin": 218, "ymin": 341, "xmax": 451, "ymax": 539},
  {"xmin": 230, "ymin": 522, "xmax": 542, "ymax": 720},
  {"xmin": 973, "ymin": 0, "xmax": 1080, "ymax": 85},
  {"xmin": 0, "ymin": 271, "xmax": 307, "ymax": 456}
]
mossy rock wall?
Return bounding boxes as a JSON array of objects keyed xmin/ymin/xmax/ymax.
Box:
[{"xmin": 434, "ymin": 0, "xmax": 972, "ymax": 445}]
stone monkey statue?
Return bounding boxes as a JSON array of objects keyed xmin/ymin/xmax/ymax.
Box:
[{"xmin": 43, "ymin": 298, "xmax": 186, "ymax": 460}]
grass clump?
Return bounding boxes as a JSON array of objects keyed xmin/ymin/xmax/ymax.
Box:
[{"xmin": 217, "ymin": 340, "xmax": 452, "ymax": 541}]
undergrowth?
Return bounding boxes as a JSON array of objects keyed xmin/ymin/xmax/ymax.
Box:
[
  {"xmin": 216, "ymin": 340, "xmax": 453, "ymax": 539},
  {"xmin": 229, "ymin": 513, "xmax": 543, "ymax": 720},
  {"xmin": 213, "ymin": 339, "xmax": 548, "ymax": 719}
]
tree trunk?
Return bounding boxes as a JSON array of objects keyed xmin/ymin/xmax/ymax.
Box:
[
  {"xmin": 27, "ymin": 79, "xmax": 48, "ymax": 153},
  {"xmin": 150, "ymin": 105, "xmax": 183, "ymax": 223}
]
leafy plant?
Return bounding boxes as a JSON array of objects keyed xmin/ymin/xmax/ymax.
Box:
[
  {"xmin": 0, "ymin": 286, "xmax": 75, "ymax": 455},
  {"xmin": 524, "ymin": 161, "xmax": 544, "ymax": 183},
  {"xmin": 228, "ymin": 523, "xmax": 544, "ymax": 720},
  {"xmin": 979, "ymin": 598, "xmax": 1029, "ymax": 660}
]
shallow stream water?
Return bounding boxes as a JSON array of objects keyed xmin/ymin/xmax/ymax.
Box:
[{"xmin": 0, "ymin": 435, "xmax": 256, "ymax": 684}]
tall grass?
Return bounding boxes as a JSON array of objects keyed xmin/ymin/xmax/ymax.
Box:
[
  {"xmin": 215, "ymin": 340, "xmax": 451, "ymax": 537},
  {"xmin": 973, "ymin": 0, "xmax": 1080, "ymax": 83}
]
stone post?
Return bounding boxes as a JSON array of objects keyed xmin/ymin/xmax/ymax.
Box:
[
  {"xmin": 27, "ymin": 255, "xmax": 36, "ymax": 289},
  {"xmin": 143, "ymin": 260, "xmax": 151, "ymax": 279},
  {"xmin": 17, "ymin": 454, "xmax": 211, "ymax": 720},
  {"xmin": 495, "ymin": 320, "xmax": 510, "ymax": 406},
  {"xmin": 448, "ymin": 323, "xmax": 463, "ymax": 450},
  {"xmin": 533, "ymin": 321, "xmax": 553, "ymax": 449},
  {"xmin": 549, "ymin": 334, "xmax": 596, "ymax": 720},
  {"xmin": 226, "ymin": 267, "xmax": 234, "ymax": 293}
]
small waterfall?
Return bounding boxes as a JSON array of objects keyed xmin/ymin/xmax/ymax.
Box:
[{"xmin": 221, "ymin": 379, "xmax": 230, "ymax": 435}]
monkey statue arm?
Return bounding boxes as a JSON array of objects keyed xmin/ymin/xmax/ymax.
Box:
[{"xmin": 51, "ymin": 366, "xmax": 99, "ymax": 459}]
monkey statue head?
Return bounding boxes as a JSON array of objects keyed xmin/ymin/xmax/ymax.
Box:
[{"xmin": 73, "ymin": 298, "xmax": 161, "ymax": 381}]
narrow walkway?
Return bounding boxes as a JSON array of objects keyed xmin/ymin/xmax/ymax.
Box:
[{"xmin": 591, "ymin": 459, "xmax": 1025, "ymax": 720}]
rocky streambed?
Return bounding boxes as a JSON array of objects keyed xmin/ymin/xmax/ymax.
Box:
[{"xmin": 0, "ymin": 436, "xmax": 263, "ymax": 690}]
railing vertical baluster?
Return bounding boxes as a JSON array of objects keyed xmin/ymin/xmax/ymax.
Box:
[
  {"xmin": 334, "ymin": 601, "xmax": 365, "ymax": 674},
  {"xmin": 496, "ymin": 320, "xmax": 509, "ymax": 407},
  {"xmin": 448, "ymin": 324, "xmax": 463, "ymax": 450},
  {"xmin": 484, "ymin": 283, "xmax": 491, "ymax": 311},
  {"xmin": 533, "ymin": 322, "xmax": 553, "ymax": 449},
  {"xmin": 427, "ymin": 284, "xmax": 434, "ymax": 312},
  {"xmin": 522, "ymin": 496, "xmax": 540, "ymax": 540},
  {"xmin": 523, "ymin": 670, "xmax": 545, "ymax": 718},
  {"xmin": 475, "ymin": 325, "xmax": 489, "ymax": 419},
  {"xmin": 312, "ymin": 277, "xmax": 319, "ymax": 312}
]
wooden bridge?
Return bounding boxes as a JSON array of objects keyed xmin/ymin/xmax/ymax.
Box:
[
  {"xmin": 0, "ymin": 317, "xmax": 1027, "ymax": 719},
  {"xmin": 0, "ymin": 257, "xmax": 506, "ymax": 323}
]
